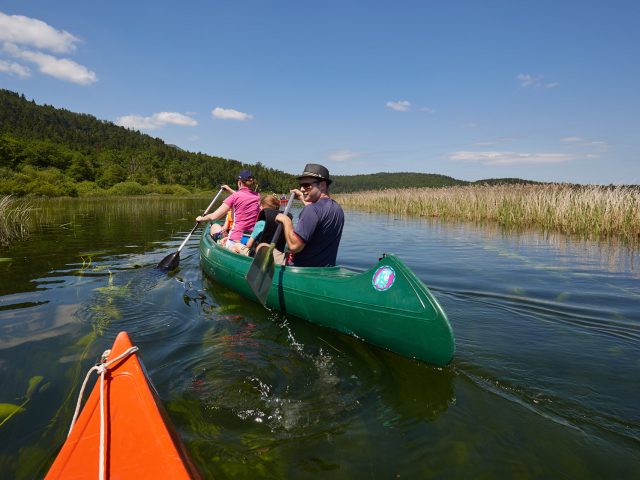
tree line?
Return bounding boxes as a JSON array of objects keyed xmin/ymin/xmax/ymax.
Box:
[
  {"xmin": 0, "ymin": 89, "xmax": 296, "ymax": 196},
  {"xmin": 0, "ymin": 88, "xmax": 537, "ymax": 197}
]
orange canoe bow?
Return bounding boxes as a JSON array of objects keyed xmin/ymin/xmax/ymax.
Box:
[{"xmin": 46, "ymin": 331, "xmax": 201, "ymax": 479}]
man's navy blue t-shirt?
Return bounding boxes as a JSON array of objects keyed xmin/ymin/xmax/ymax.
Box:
[{"xmin": 291, "ymin": 198, "xmax": 344, "ymax": 267}]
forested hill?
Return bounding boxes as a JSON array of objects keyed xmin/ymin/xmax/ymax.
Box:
[
  {"xmin": 0, "ymin": 89, "xmax": 295, "ymax": 196},
  {"xmin": 331, "ymin": 173, "xmax": 543, "ymax": 192},
  {"xmin": 0, "ymin": 88, "xmax": 537, "ymax": 197},
  {"xmin": 331, "ymin": 172, "xmax": 467, "ymax": 193}
]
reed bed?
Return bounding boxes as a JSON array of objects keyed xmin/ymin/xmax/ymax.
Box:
[
  {"xmin": 335, "ymin": 184, "xmax": 640, "ymax": 242},
  {"xmin": 35, "ymin": 196, "xmax": 209, "ymax": 220},
  {"xmin": 0, "ymin": 195, "xmax": 33, "ymax": 246}
]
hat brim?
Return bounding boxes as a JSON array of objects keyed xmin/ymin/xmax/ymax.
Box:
[{"xmin": 297, "ymin": 173, "xmax": 332, "ymax": 185}]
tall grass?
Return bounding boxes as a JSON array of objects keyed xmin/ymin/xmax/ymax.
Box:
[
  {"xmin": 0, "ymin": 195, "xmax": 33, "ymax": 246},
  {"xmin": 335, "ymin": 184, "xmax": 640, "ymax": 242}
]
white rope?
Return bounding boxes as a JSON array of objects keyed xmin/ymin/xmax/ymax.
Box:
[{"xmin": 68, "ymin": 345, "xmax": 139, "ymax": 480}]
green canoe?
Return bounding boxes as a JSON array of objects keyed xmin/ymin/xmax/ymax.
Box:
[{"xmin": 199, "ymin": 228, "xmax": 455, "ymax": 366}]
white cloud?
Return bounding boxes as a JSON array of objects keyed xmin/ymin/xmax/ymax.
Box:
[
  {"xmin": 0, "ymin": 11, "xmax": 80, "ymax": 53},
  {"xmin": 0, "ymin": 12, "xmax": 96, "ymax": 85},
  {"xmin": 386, "ymin": 100, "xmax": 411, "ymax": 112},
  {"xmin": 329, "ymin": 149, "xmax": 360, "ymax": 162},
  {"xmin": 212, "ymin": 107, "xmax": 253, "ymax": 121},
  {"xmin": 152, "ymin": 111, "xmax": 198, "ymax": 126},
  {"xmin": 3, "ymin": 43, "xmax": 96, "ymax": 85},
  {"xmin": 0, "ymin": 59, "xmax": 30, "ymax": 78},
  {"xmin": 517, "ymin": 73, "xmax": 559, "ymax": 89},
  {"xmin": 116, "ymin": 112, "xmax": 198, "ymax": 130},
  {"xmin": 446, "ymin": 151, "xmax": 578, "ymax": 166},
  {"xmin": 116, "ymin": 115, "xmax": 159, "ymax": 130},
  {"xmin": 561, "ymin": 136, "xmax": 608, "ymax": 149}
]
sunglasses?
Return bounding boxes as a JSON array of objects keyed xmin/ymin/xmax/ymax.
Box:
[{"xmin": 299, "ymin": 181, "xmax": 319, "ymax": 189}]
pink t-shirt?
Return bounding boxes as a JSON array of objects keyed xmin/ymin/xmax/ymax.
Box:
[{"xmin": 223, "ymin": 187, "xmax": 260, "ymax": 241}]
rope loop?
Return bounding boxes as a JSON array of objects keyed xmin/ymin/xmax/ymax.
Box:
[{"xmin": 67, "ymin": 344, "xmax": 139, "ymax": 480}]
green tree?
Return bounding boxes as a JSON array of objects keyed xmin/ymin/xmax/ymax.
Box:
[
  {"xmin": 67, "ymin": 154, "xmax": 95, "ymax": 181},
  {"xmin": 97, "ymin": 164, "xmax": 127, "ymax": 188}
]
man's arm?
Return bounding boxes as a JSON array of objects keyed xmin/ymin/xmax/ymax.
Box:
[{"xmin": 275, "ymin": 213, "xmax": 305, "ymax": 253}]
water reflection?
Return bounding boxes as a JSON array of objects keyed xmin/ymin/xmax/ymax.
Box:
[
  {"xmin": 341, "ymin": 210, "xmax": 640, "ymax": 274},
  {"xmin": 376, "ymin": 353, "xmax": 455, "ymax": 425}
]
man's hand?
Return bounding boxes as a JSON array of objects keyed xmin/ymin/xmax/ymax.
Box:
[
  {"xmin": 290, "ymin": 188, "xmax": 304, "ymax": 201},
  {"xmin": 276, "ymin": 213, "xmax": 305, "ymax": 253},
  {"xmin": 275, "ymin": 213, "xmax": 292, "ymax": 226}
]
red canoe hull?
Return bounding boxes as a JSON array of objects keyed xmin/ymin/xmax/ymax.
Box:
[{"xmin": 46, "ymin": 332, "xmax": 200, "ymax": 479}]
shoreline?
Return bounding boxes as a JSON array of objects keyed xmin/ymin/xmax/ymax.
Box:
[{"xmin": 334, "ymin": 184, "xmax": 640, "ymax": 243}]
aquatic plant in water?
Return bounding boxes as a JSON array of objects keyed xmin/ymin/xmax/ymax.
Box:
[
  {"xmin": 88, "ymin": 269, "xmax": 132, "ymax": 335},
  {"xmin": 0, "ymin": 375, "xmax": 49, "ymax": 428},
  {"xmin": 0, "ymin": 195, "xmax": 33, "ymax": 246}
]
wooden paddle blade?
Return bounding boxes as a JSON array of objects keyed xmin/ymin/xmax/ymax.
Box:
[
  {"xmin": 246, "ymin": 244, "xmax": 276, "ymax": 305},
  {"xmin": 157, "ymin": 251, "xmax": 180, "ymax": 271}
]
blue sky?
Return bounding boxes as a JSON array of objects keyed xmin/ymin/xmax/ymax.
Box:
[{"xmin": 0, "ymin": 1, "xmax": 638, "ymax": 184}]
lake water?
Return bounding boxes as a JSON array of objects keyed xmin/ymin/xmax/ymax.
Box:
[{"xmin": 0, "ymin": 197, "xmax": 638, "ymax": 478}]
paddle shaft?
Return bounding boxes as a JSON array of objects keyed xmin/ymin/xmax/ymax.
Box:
[{"xmin": 176, "ymin": 187, "xmax": 224, "ymax": 253}]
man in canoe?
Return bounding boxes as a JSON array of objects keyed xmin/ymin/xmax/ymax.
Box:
[
  {"xmin": 275, "ymin": 163, "xmax": 344, "ymax": 267},
  {"xmin": 196, "ymin": 169, "xmax": 260, "ymax": 250}
]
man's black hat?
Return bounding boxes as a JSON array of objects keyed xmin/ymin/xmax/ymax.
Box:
[{"xmin": 297, "ymin": 163, "xmax": 332, "ymax": 185}]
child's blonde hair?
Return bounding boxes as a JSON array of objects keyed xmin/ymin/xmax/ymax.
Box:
[{"xmin": 261, "ymin": 194, "xmax": 281, "ymax": 210}]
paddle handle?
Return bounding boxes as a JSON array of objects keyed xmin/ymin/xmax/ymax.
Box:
[
  {"xmin": 269, "ymin": 192, "xmax": 296, "ymax": 246},
  {"xmin": 177, "ymin": 187, "xmax": 224, "ymax": 253}
]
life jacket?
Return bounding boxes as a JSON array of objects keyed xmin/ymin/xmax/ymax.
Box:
[
  {"xmin": 256, "ymin": 208, "xmax": 291, "ymax": 252},
  {"xmin": 225, "ymin": 211, "xmax": 234, "ymax": 230}
]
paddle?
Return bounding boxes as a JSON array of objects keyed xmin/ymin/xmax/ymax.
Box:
[
  {"xmin": 157, "ymin": 187, "xmax": 224, "ymax": 271},
  {"xmin": 246, "ymin": 192, "xmax": 296, "ymax": 305}
]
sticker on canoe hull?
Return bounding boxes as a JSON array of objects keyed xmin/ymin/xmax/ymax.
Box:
[{"xmin": 372, "ymin": 266, "xmax": 396, "ymax": 291}]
